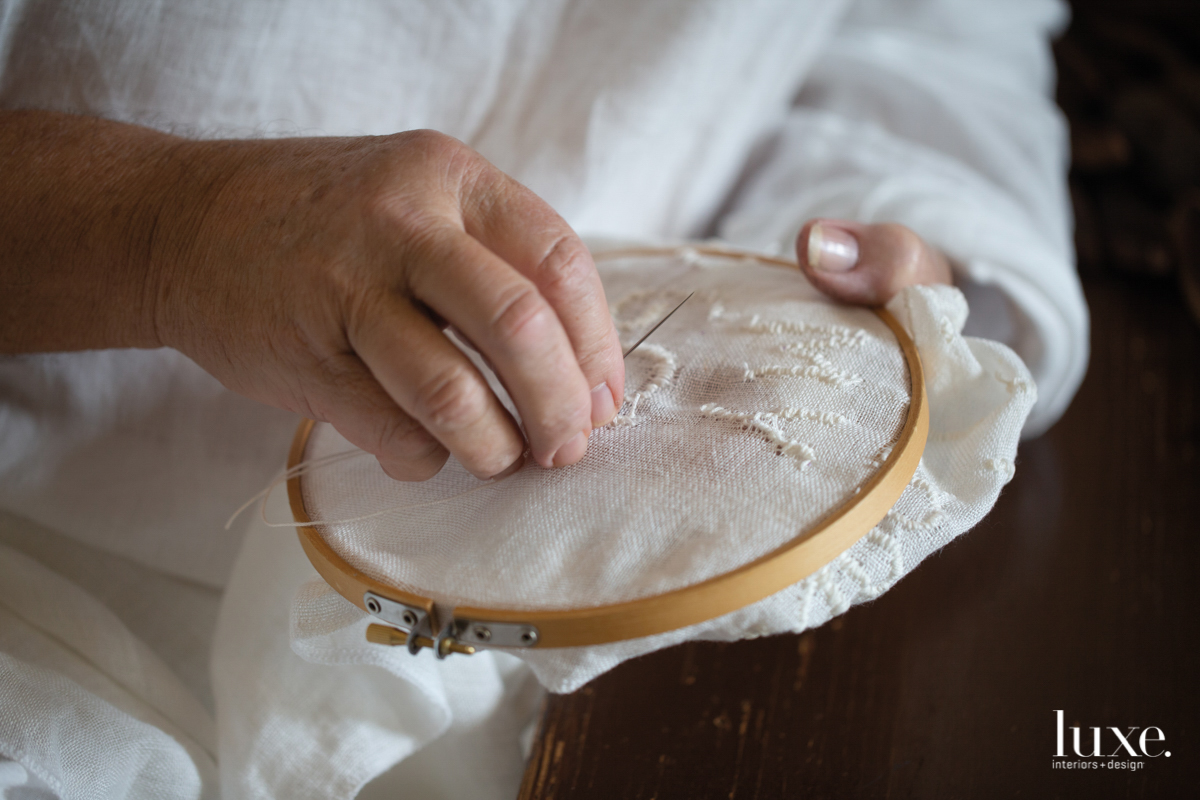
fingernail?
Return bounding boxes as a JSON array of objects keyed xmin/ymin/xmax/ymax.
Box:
[
  {"xmin": 487, "ymin": 452, "xmax": 525, "ymax": 481},
  {"xmin": 551, "ymin": 431, "xmax": 587, "ymax": 467},
  {"xmin": 590, "ymin": 382, "xmax": 617, "ymax": 427},
  {"xmin": 808, "ymin": 222, "xmax": 859, "ymax": 273}
]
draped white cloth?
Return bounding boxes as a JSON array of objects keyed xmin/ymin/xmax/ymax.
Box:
[{"xmin": 0, "ymin": 0, "xmax": 1083, "ymax": 797}]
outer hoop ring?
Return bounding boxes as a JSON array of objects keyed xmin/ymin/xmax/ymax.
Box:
[{"xmin": 288, "ymin": 245, "xmax": 928, "ymax": 649}]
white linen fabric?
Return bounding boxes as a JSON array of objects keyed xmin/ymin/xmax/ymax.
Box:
[
  {"xmin": 0, "ymin": 350, "xmax": 297, "ymax": 588},
  {"xmin": 0, "ymin": 539, "xmax": 218, "ymax": 799},
  {"xmin": 290, "ymin": 249, "xmax": 1037, "ymax": 693},
  {"xmin": 213, "ymin": 487, "xmax": 539, "ymax": 800},
  {"xmin": 0, "ymin": 0, "xmax": 1081, "ymax": 797}
]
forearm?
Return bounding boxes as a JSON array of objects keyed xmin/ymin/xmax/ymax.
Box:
[{"xmin": 0, "ymin": 110, "xmax": 208, "ymax": 353}]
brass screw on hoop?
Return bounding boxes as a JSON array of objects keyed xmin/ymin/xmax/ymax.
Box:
[{"xmin": 366, "ymin": 623, "xmax": 477, "ymax": 656}]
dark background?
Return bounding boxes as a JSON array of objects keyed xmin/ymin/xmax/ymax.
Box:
[{"xmin": 520, "ymin": 2, "xmax": 1200, "ymax": 797}]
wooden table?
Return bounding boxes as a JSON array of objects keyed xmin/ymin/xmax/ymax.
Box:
[{"xmin": 519, "ymin": 272, "xmax": 1199, "ymax": 800}]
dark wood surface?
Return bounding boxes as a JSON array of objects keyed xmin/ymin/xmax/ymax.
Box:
[{"xmin": 520, "ymin": 6, "xmax": 1200, "ymax": 797}]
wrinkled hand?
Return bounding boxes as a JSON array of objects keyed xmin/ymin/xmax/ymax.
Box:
[
  {"xmin": 158, "ymin": 130, "xmax": 625, "ymax": 480},
  {"xmin": 796, "ymin": 219, "xmax": 953, "ymax": 305}
]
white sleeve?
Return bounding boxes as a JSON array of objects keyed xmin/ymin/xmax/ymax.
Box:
[{"xmin": 718, "ymin": 0, "xmax": 1086, "ymax": 437}]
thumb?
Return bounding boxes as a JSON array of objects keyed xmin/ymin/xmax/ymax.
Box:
[{"xmin": 796, "ymin": 219, "xmax": 951, "ymax": 306}]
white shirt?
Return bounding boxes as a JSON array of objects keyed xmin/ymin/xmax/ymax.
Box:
[{"xmin": 0, "ymin": 1, "xmax": 1084, "ymax": 797}]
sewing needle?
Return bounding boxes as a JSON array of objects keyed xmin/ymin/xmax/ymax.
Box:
[{"xmin": 622, "ymin": 291, "xmax": 694, "ymax": 359}]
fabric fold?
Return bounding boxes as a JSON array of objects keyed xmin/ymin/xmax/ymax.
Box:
[
  {"xmin": 213, "ymin": 485, "xmax": 535, "ymax": 800},
  {"xmin": 0, "ymin": 542, "xmax": 217, "ymax": 799}
]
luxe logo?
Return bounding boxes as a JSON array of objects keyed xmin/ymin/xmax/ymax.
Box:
[{"xmin": 1054, "ymin": 710, "xmax": 1171, "ymax": 759}]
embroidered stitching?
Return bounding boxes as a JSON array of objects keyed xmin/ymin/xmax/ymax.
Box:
[
  {"xmin": 769, "ymin": 407, "xmax": 848, "ymax": 426},
  {"xmin": 743, "ymin": 355, "xmax": 862, "ymax": 387},
  {"xmin": 699, "ymin": 404, "xmax": 816, "ymax": 468},
  {"xmin": 938, "ymin": 315, "xmax": 957, "ymax": 344},
  {"xmin": 742, "ymin": 314, "xmax": 868, "ymax": 348},
  {"xmin": 711, "ymin": 308, "xmax": 867, "ymax": 386},
  {"xmin": 984, "ymin": 457, "xmax": 1015, "ymax": 482},
  {"xmin": 883, "ymin": 476, "xmax": 946, "ymax": 531},
  {"xmin": 868, "ymin": 444, "xmax": 893, "ymax": 469},
  {"xmin": 995, "ymin": 370, "xmax": 1033, "ymax": 395},
  {"xmin": 611, "ymin": 343, "xmax": 678, "ymax": 427}
]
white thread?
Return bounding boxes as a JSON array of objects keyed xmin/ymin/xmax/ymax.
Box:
[
  {"xmin": 796, "ymin": 579, "xmax": 816, "ymax": 628},
  {"xmin": 769, "ymin": 407, "xmax": 848, "ymax": 426},
  {"xmin": 839, "ymin": 552, "xmax": 873, "ymax": 595},
  {"xmin": 225, "ymin": 448, "xmax": 521, "ymax": 530},
  {"xmin": 630, "ymin": 344, "xmax": 677, "ymax": 394},
  {"xmin": 612, "ymin": 344, "xmax": 677, "ymax": 427},
  {"xmin": 782, "ymin": 331, "xmax": 868, "ymax": 353},
  {"xmin": 910, "ymin": 477, "xmax": 945, "ymax": 505},
  {"xmin": 885, "ymin": 508, "xmax": 943, "ymax": 531},
  {"xmin": 984, "ymin": 457, "xmax": 1016, "ymax": 483},
  {"xmin": 868, "ymin": 445, "xmax": 893, "ymax": 469},
  {"xmin": 699, "ymin": 404, "xmax": 816, "ymax": 468},
  {"xmin": 884, "ymin": 476, "xmax": 946, "ymax": 531},
  {"xmin": 820, "ymin": 561, "xmax": 851, "ymax": 615},
  {"xmin": 743, "ymin": 355, "xmax": 862, "ymax": 387},
  {"xmin": 711, "ymin": 308, "xmax": 868, "ymax": 354},
  {"xmin": 782, "ymin": 335, "xmax": 866, "ymax": 359},
  {"xmin": 742, "ymin": 315, "xmax": 867, "ymax": 347},
  {"xmin": 744, "ymin": 624, "xmax": 771, "ymax": 639},
  {"xmin": 995, "ymin": 371, "xmax": 1033, "ymax": 395},
  {"xmin": 888, "ymin": 503, "xmax": 940, "ymax": 534},
  {"xmin": 224, "ymin": 448, "xmax": 364, "ymax": 530},
  {"xmin": 866, "ymin": 527, "xmax": 905, "ymax": 585},
  {"xmin": 610, "ymin": 394, "xmax": 642, "ymax": 427},
  {"xmin": 939, "ymin": 315, "xmax": 957, "ymax": 344},
  {"xmin": 799, "ymin": 501, "xmax": 905, "ymax": 618}
]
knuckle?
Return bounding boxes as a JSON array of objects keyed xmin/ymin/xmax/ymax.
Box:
[
  {"xmin": 536, "ymin": 235, "xmax": 594, "ymax": 298},
  {"xmin": 372, "ymin": 409, "xmax": 434, "ymax": 457},
  {"xmin": 401, "ymin": 129, "xmax": 485, "ymax": 190},
  {"xmin": 883, "ymin": 224, "xmax": 924, "ymax": 263},
  {"xmin": 396, "ymin": 128, "xmax": 462, "ymax": 161},
  {"xmin": 490, "ymin": 283, "xmax": 555, "ymax": 350},
  {"xmin": 411, "ymin": 365, "xmax": 489, "ymax": 431},
  {"xmin": 361, "ymin": 136, "xmax": 469, "ymax": 228},
  {"xmin": 875, "ymin": 224, "xmax": 925, "ymax": 289}
]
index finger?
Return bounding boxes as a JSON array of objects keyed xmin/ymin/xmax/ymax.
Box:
[{"xmin": 462, "ymin": 171, "xmax": 625, "ymax": 427}]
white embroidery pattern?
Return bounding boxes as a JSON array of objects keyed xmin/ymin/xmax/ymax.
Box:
[
  {"xmin": 699, "ymin": 404, "xmax": 817, "ymax": 468},
  {"xmin": 612, "ymin": 343, "xmax": 678, "ymax": 427}
]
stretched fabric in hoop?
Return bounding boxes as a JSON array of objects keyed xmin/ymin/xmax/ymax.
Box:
[{"xmin": 289, "ymin": 245, "xmax": 1036, "ymax": 692}]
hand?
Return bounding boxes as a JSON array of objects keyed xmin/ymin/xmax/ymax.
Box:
[
  {"xmin": 155, "ymin": 130, "xmax": 625, "ymax": 480},
  {"xmin": 796, "ymin": 219, "xmax": 953, "ymax": 305}
]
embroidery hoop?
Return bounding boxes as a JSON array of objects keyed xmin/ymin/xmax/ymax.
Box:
[{"xmin": 287, "ymin": 245, "xmax": 929, "ymax": 657}]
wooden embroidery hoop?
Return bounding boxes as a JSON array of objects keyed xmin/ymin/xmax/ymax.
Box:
[{"xmin": 287, "ymin": 245, "xmax": 929, "ymax": 657}]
